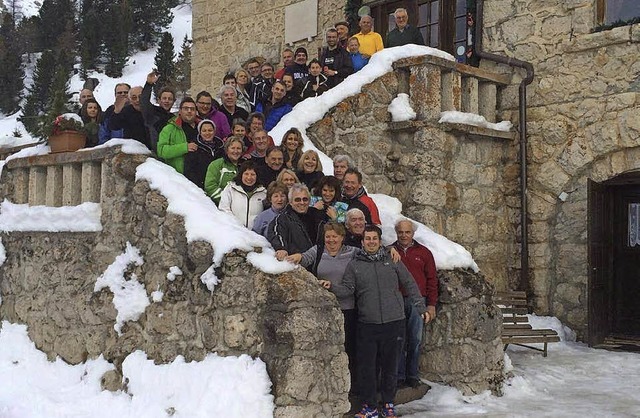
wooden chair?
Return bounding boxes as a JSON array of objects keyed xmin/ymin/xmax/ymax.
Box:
[{"xmin": 496, "ymin": 291, "xmax": 560, "ymax": 357}]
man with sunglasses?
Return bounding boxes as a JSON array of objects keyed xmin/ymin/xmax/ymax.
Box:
[
  {"xmin": 267, "ymin": 183, "xmax": 324, "ymax": 261},
  {"xmin": 98, "ymin": 83, "xmax": 129, "ymax": 144},
  {"xmin": 109, "ymin": 85, "xmax": 152, "ymax": 149}
]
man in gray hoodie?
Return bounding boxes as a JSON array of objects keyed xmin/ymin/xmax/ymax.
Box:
[{"xmin": 333, "ymin": 225, "xmax": 427, "ymax": 418}]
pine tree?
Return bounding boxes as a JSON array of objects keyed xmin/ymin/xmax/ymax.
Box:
[
  {"xmin": 0, "ymin": 12, "xmax": 24, "ymax": 114},
  {"xmin": 102, "ymin": 0, "xmax": 131, "ymax": 77},
  {"xmin": 129, "ymin": 0, "xmax": 174, "ymax": 50},
  {"xmin": 79, "ymin": 0, "xmax": 101, "ymax": 75},
  {"xmin": 38, "ymin": 0, "xmax": 75, "ymax": 50},
  {"xmin": 174, "ymin": 35, "xmax": 191, "ymax": 95},
  {"xmin": 16, "ymin": 16, "xmax": 41, "ymax": 62},
  {"xmin": 20, "ymin": 50, "xmax": 57, "ymax": 135},
  {"xmin": 153, "ymin": 32, "xmax": 176, "ymax": 96}
]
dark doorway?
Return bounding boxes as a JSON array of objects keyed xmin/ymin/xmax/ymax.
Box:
[{"xmin": 588, "ymin": 172, "xmax": 640, "ymax": 347}]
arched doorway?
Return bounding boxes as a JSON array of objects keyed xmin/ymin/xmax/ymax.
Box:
[{"xmin": 588, "ymin": 170, "xmax": 640, "ymax": 349}]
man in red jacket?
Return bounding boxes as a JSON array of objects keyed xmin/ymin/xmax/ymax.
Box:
[{"xmin": 392, "ymin": 219, "xmax": 438, "ymax": 388}]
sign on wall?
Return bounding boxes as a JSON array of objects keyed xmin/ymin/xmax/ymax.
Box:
[{"xmin": 284, "ymin": 0, "xmax": 318, "ymax": 44}]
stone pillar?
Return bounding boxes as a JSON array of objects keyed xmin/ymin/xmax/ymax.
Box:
[
  {"xmin": 62, "ymin": 163, "xmax": 82, "ymax": 206},
  {"xmin": 410, "ymin": 65, "xmax": 442, "ymax": 121},
  {"xmin": 13, "ymin": 168, "xmax": 29, "ymax": 204},
  {"xmin": 28, "ymin": 167, "xmax": 46, "ymax": 206},
  {"xmin": 420, "ymin": 268, "xmax": 504, "ymax": 395},
  {"xmin": 45, "ymin": 166, "xmax": 63, "ymax": 207},
  {"xmin": 478, "ymin": 82, "xmax": 497, "ymax": 123},
  {"xmin": 81, "ymin": 162, "xmax": 102, "ymax": 203},
  {"xmin": 441, "ymin": 70, "xmax": 462, "ymax": 111},
  {"xmin": 461, "ymin": 76, "xmax": 479, "ymax": 115}
]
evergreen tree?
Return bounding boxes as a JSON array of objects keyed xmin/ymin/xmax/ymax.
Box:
[
  {"xmin": 153, "ymin": 32, "xmax": 176, "ymax": 96},
  {"xmin": 174, "ymin": 35, "xmax": 191, "ymax": 95},
  {"xmin": 79, "ymin": 0, "xmax": 101, "ymax": 75},
  {"xmin": 102, "ymin": 0, "xmax": 131, "ymax": 77},
  {"xmin": 0, "ymin": 12, "xmax": 24, "ymax": 114},
  {"xmin": 129, "ymin": 0, "xmax": 174, "ymax": 50},
  {"xmin": 38, "ymin": 0, "xmax": 75, "ymax": 50},
  {"xmin": 16, "ymin": 16, "xmax": 41, "ymax": 62},
  {"xmin": 20, "ymin": 50, "xmax": 57, "ymax": 135},
  {"xmin": 345, "ymin": 0, "xmax": 363, "ymax": 36}
]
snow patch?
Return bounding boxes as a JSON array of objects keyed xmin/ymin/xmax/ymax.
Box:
[
  {"xmin": 151, "ymin": 289, "xmax": 164, "ymax": 303},
  {"xmin": 439, "ymin": 110, "xmax": 513, "ymax": 132},
  {"xmin": 372, "ymin": 194, "xmax": 479, "ymax": 271},
  {"xmin": 0, "ymin": 201, "xmax": 102, "ymax": 232},
  {"xmin": 166, "ymin": 265, "xmax": 183, "ymax": 281},
  {"xmin": 200, "ymin": 265, "xmax": 220, "ymax": 292},
  {"xmin": 5, "ymin": 143, "xmax": 50, "ymax": 162},
  {"xmin": 388, "ymin": 93, "xmax": 416, "ymax": 122},
  {"xmin": 80, "ymin": 138, "xmax": 152, "ymax": 155},
  {"xmin": 0, "ymin": 236, "xmax": 5, "ymax": 267},
  {"xmin": 246, "ymin": 248, "xmax": 296, "ymax": 274},
  {"xmin": 93, "ymin": 242, "xmax": 148, "ymax": 335},
  {"xmin": 527, "ymin": 314, "xmax": 577, "ymax": 342}
]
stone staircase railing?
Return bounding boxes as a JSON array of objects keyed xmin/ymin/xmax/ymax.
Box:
[
  {"xmin": 1, "ymin": 146, "xmax": 143, "ymax": 207},
  {"xmin": 392, "ymin": 55, "xmax": 513, "ymax": 139}
]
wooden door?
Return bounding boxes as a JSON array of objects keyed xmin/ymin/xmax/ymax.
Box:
[
  {"xmin": 612, "ymin": 186, "xmax": 640, "ymax": 337},
  {"xmin": 588, "ymin": 178, "xmax": 613, "ymax": 346}
]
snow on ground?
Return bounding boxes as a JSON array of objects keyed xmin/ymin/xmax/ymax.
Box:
[
  {"xmin": 0, "ymin": 321, "xmax": 275, "ymax": 417},
  {"xmin": 399, "ymin": 317, "xmax": 640, "ymax": 417}
]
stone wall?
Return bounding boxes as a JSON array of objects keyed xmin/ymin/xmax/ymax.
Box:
[
  {"xmin": 422, "ymin": 269, "xmax": 504, "ymax": 395},
  {"xmin": 306, "ymin": 58, "xmax": 520, "ymax": 291},
  {"xmin": 482, "ymin": 1, "xmax": 640, "ymax": 337},
  {"xmin": 192, "ymin": 0, "xmax": 344, "ymax": 93},
  {"xmin": 0, "ymin": 149, "xmax": 350, "ymax": 417}
]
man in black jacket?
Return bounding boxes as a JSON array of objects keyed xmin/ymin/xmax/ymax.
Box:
[
  {"xmin": 109, "ymin": 86, "xmax": 151, "ymax": 150},
  {"xmin": 385, "ymin": 8, "xmax": 425, "ymax": 48},
  {"xmin": 267, "ymin": 183, "xmax": 324, "ymax": 260},
  {"xmin": 141, "ymin": 71, "xmax": 176, "ymax": 152},
  {"xmin": 320, "ymin": 28, "xmax": 354, "ymax": 89}
]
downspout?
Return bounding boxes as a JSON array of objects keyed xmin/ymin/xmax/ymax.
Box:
[{"xmin": 474, "ymin": 0, "xmax": 535, "ymax": 292}]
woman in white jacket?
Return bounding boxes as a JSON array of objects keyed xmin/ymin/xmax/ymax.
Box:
[{"xmin": 218, "ymin": 160, "xmax": 267, "ymax": 229}]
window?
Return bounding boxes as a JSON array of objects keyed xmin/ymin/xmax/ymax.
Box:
[
  {"xmin": 597, "ymin": 0, "xmax": 640, "ymax": 25},
  {"xmin": 628, "ymin": 203, "xmax": 640, "ymax": 247}
]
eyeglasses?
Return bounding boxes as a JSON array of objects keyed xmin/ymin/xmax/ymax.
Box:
[
  {"xmin": 130, "ymin": 95, "xmax": 140, "ymax": 99},
  {"xmin": 248, "ymin": 66, "xmax": 260, "ymax": 71},
  {"xmin": 181, "ymin": 106, "xmax": 196, "ymax": 111},
  {"xmin": 197, "ymin": 101, "xmax": 212, "ymax": 106},
  {"xmin": 116, "ymin": 91, "xmax": 129, "ymax": 95},
  {"xmin": 293, "ymin": 197, "xmax": 310, "ymax": 203}
]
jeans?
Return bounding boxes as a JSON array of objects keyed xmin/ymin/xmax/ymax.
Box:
[{"xmin": 397, "ymin": 297, "xmax": 425, "ymax": 381}]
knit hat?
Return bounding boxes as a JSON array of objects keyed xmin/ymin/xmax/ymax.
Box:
[{"xmin": 197, "ymin": 119, "xmax": 216, "ymax": 134}]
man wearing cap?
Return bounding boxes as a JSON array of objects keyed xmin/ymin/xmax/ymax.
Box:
[
  {"xmin": 335, "ymin": 21, "xmax": 350, "ymax": 49},
  {"xmin": 285, "ymin": 47, "xmax": 310, "ymax": 84}
]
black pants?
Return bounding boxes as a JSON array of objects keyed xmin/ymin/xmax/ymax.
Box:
[
  {"xmin": 343, "ymin": 309, "xmax": 358, "ymax": 393},
  {"xmin": 357, "ymin": 319, "xmax": 405, "ymax": 406}
]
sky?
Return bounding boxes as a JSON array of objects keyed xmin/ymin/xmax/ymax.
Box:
[{"xmin": 1, "ymin": 1, "xmax": 640, "ymax": 417}]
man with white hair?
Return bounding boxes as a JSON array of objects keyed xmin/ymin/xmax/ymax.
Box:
[
  {"xmin": 344, "ymin": 208, "xmax": 366, "ymax": 248},
  {"xmin": 385, "ymin": 8, "xmax": 425, "ymax": 48},
  {"xmin": 219, "ymin": 85, "xmax": 249, "ymax": 129},
  {"xmin": 392, "ymin": 218, "xmax": 437, "ymax": 389},
  {"xmin": 332, "ymin": 154, "xmax": 355, "ymax": 181}
]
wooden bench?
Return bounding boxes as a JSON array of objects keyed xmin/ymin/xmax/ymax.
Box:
[{"xmin": 496, "ymin": 291, "xmax": 560, "ymax": 357}]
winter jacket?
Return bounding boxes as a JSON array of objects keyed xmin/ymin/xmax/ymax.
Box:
[
  {"xmin": 309, "ymin": 196, "xmax": 349, "ymax": 223},
  {"xmin": 218, "ymin": 181, "xmax": 267, "ymax": 229},
  {"xmin": 284, "ymin": 63, "xmax": 309, "ymax": 83},
  {"xmin": 333, "ymin": 250, "xmax": 427, "ymax": 324},
  {"xmin": 319, "ymin": 46, "xmax": 354, "ymax": 88},
  {"xmin": 200, "ymin": 107, "xmax": 231, "ymax": 139},
  {"xmin": 267, "ymin": 205, "xmax": 324, "ymax": 254},
  {"xmin": 255, "ymin": 99, "xmax": 293, "ymax": 132},
  {"xmin": 301, "ymin": 74, "xmax": 329, "ymax": 99},
  {"xmin": 342, "ymin": 187, "xmax": 381, "ymax": 225},
  {"xmin": 220, "ymin": 105, "xmax": 249, "ymax": 129},
  {"xmin": 385, "ymin": 25, "xmax": 425, "ymax": 48},
  {"xmin": 252, "ymin": 207, "xmax": 284, "ymax": 237},
  {"xmin": 98, "ymin": 105, "xmax": 124, "ymax": 145},
  {"xmin": 141, "ymin": 82, "xmax": 175, "ymax": 152},
  {"xmin": 108, "ymin": 104, "xmax": 151, "ymax": 149},
  {"xmin": 296, "ymin": 170, "xmax": 324, "ymax": 192},
  {"xmin": 299, "ymin": 244, "xmax": 359, "ymax": 310},
  {"xmin": 184, "ymin": 135, "xmax": 225, "ymax": 190},
  {"xmin": 349, "ymin": 52, "xmax": 369, "ymax": 72},
  {"xmin": 256, "ymin": 164, "xmax": 282, "ymax": 187},
  {"xmin": 392, "ymin": 240, "xmax": 438, "ymax": 306},
  {"xmin": 204, "ymin": 156, "xmax": 238, "ymax": 203},
  {"xmin": 157, "ymin": 117, "xmax": 195, "ymax": 174}
]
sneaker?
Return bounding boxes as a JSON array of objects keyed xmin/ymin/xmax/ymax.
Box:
[
  {"xmin": 354, "ymin": 404, "xmax": 379, "ymax": 418},
  {"xmin": 380, "ymin": 403, "xmax": 397, "ymax": 417}
]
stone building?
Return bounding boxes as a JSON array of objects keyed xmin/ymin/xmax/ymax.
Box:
[{"xmin": 193, "ymin": 0, "xmax": 640, "ymax": 345}]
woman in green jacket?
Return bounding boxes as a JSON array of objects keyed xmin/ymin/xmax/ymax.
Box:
[{"xmin": 205, "ymin": 136, "xmax": 245, "ymax": 203}]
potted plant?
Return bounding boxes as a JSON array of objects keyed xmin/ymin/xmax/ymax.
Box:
[{"xmin": 47, "ymin": 113, "xmax": 88, "ymax": 153}]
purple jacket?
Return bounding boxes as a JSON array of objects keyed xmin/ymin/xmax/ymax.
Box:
[{"xmin": 201, "ymin": 108, "xmax": 231, "ymax": 139}]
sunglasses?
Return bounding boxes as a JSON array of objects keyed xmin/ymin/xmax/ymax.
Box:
[{"xmin": 293, "ymin": 197, "xmax": 310, "ymax": 203}]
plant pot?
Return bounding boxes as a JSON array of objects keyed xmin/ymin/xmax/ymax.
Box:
[{"xmin": 48, "ymin": 131, "xmax": 87, "ymax": 153}]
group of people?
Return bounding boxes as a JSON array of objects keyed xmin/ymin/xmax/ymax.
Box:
[{"xmin": 71, "ymin": 9, "xmax": 433, "ymax": 418}]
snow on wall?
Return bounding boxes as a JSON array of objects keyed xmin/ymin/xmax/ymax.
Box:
[{"xmin": 0, "ymin": 201, "xmax": 102, "ymax": 232}]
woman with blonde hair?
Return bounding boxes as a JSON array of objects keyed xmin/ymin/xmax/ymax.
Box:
[
  {"xmin": 234, "ymin": 68, "xmax": 253, "ymax": 112},
  {"xmin": 296, "ymin": 149, "xmax": 324, "ymax": 192},
  {"xmin": 276, "ymin": 169, "xmax": 300, "ymax": 190}
]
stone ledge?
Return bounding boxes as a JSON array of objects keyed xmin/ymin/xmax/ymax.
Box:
[
  {"xmin": 0, "ymin": 142, "xmax": 40, "ymax": 160},
  {"xmin": 388, "ymin": 120, "xmax": 515, "ymax": 140},
  {"xmin": 566, "ymin": 23, "xmax": 639, "ymax": 53},
  {"xmin": 393, "ymin": 55, "xmax": 511, "ymax": 85},
  {"xmin": 6, "ymin": 146, "xmax": 124, "ymax": 169}
]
